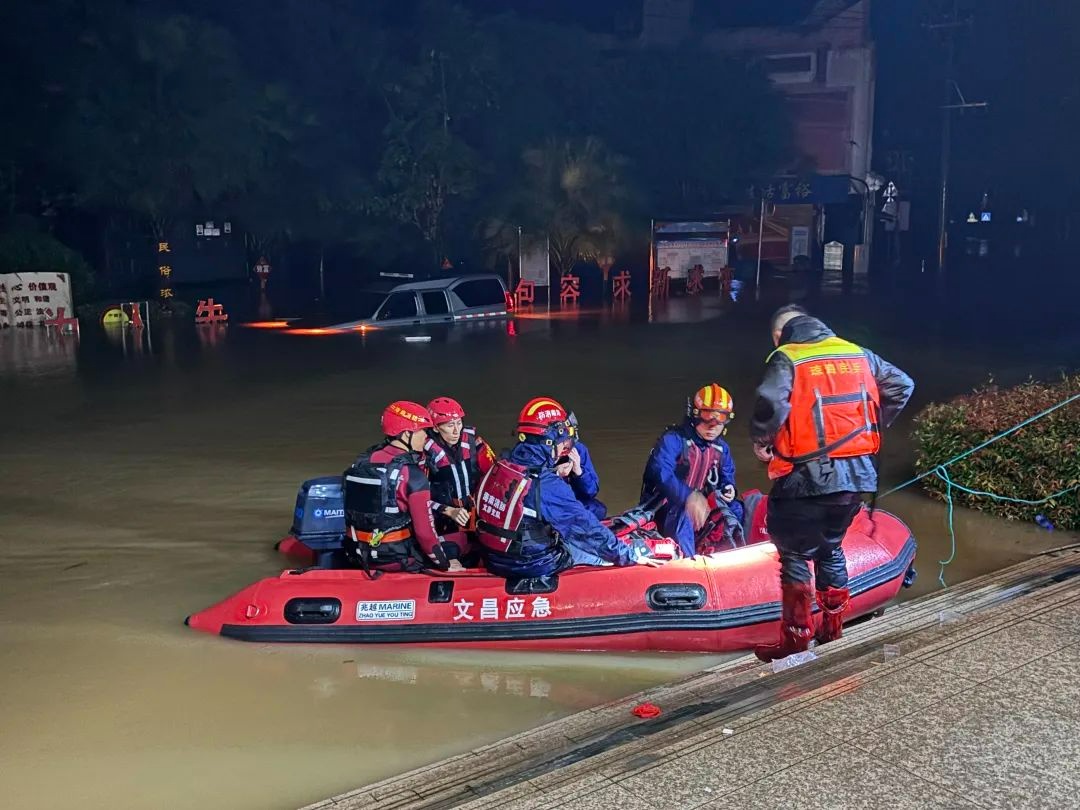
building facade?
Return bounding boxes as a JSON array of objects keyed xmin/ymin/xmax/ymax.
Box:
[{"xmin": 642, "ymin": 0, "xmax": 877, "ymax": 271}]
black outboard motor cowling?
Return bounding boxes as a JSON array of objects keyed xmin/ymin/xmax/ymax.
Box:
[{"xmin": 289, "ymin": 477, "xmax": 347, "ymax": 562}]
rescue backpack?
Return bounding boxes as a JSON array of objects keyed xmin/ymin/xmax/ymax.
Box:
[
  {"xmin": 474, "ymin": 458, "xmax": 547, "ymax": 554},
  {"xmin": 342, "ymin": 445, "xmax": 422, "ymax": 570}
]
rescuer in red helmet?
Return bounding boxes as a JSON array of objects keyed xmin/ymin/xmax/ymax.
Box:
[
  {"xmin": 423, "ymin": 397, "xmax": 495, "ymax": 556},
  {"xmin": 473, "ymin": 397, "xmax": 658, "ymax": 580},
  {"xmin": 341, "ymin": 400, "xmax": 461, "ymax": 572}
]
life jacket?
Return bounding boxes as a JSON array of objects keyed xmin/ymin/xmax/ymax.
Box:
[
  {"xmin": 423, "ymin": 427, "xmax": 478, "ymax": 506},
  {"xmin": 342, "ymin": 444, "xmax": 422, "ymax": 569},
  {"xmin": 696, "ymin": 502, "xmax": 746, "ymax": 555},
  {"xmin": 474, "ymin": 459, "xmax": 548, "ymax": 554},
  {"xmin": 768, "ymin": 336, "xmax": 882, "ymax": 480},
  {"xmin": 674, "ymin": 429, "xmax": 724, "ymax": 492}
]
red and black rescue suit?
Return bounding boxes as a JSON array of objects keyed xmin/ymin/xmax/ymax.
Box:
[
  {"xmin": 342, "ymin": 442, "xmax": 466, "ymax": 571},
  {"xmin": 423, "ymin": 427, "xmax": 494, "ymax": 539}
]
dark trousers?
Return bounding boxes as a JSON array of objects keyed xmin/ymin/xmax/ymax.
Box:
[{"xmin": 767, "ymin": 492, "xmax": 864, "ymax": 589}]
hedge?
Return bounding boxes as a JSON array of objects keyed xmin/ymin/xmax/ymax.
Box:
[
  {"xmin": 0, "ymin": 227, "xmax": 97, "ymax": 299},
  {"xmin": 912, "ymin": 375, "xmax": 1080, "ymax": 531}
]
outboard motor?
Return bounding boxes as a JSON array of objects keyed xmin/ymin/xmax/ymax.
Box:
[{"xmin": 288, "ymin": 476, "xmax": 347, "ymax": 566}]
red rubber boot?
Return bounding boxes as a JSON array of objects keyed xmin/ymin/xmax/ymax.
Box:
[
  {"xmin": 754, "ymin": 581, "xmax": 815, "ymax": 663},
  {"xmin": 815, "ymin": 586, "xmax": 850, "ymax": 645}
]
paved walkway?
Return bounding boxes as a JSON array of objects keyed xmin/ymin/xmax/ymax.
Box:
[{"xmin": 304, "ymin": 545, "xmax": 1080, "ymax": 810}]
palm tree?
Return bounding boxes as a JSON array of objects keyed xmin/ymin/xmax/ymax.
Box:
[{"xmin": 482, "ymin": 137, "xmax": 636, "ymax": 281}]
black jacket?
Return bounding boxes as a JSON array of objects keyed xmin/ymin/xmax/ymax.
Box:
[{"xmin": 749, "ymin": 316, "xmax": 915, "ymax": 498}]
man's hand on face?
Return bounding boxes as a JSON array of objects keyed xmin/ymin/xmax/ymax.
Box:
[{"xmin": 567, "ymin": 446, "xmax": 583, "ymax": 476}]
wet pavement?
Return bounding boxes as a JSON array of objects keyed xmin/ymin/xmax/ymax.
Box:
[{"xmin": 312, "ymin": 544, "xmax": 1080, "ymax": 810}]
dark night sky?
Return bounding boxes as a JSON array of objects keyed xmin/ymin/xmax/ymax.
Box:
[
  {"xmin": 874, "ymin": 0, "xmax": 1080, "ymax": 210},
  {"xmin": 459, "ymin": 0, "xmax": 822, "ymax": 32}
]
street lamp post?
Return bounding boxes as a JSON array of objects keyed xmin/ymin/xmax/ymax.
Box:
[
  {"xmin": 516, "ymin": 225, "xmax": 523, "ymax": 293},
  {"xmin": 925, "ymin": 6, "xmax": 987, "ymax": 276}
]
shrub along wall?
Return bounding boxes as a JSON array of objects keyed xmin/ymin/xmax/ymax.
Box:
[{"xmin": 912, "ymin": 375, "xmax": 1080, "ymax": 531}]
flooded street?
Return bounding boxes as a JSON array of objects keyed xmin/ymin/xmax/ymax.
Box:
[{"xmin": 0, "ymin": 294, "xmax": 1075, "ymax": 810}]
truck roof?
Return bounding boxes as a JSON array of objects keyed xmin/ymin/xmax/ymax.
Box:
[{"xmin": 388, "ymin": 273, "xmax": 504, "ymax": 293}]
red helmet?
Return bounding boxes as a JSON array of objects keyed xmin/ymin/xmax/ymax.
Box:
[
  {"xmin": 427, "ymin": 396, "xmax": 465, "ymax": 425},
  {"xmin": 381, "ymin": 400, "xmax": 435, "ymax": 436},
  {"xmin": 688, "ymin": 384, "xmax": 735, "ymax": 426},
  {"xmin": 517, "ymin": 397, "xmax": 571, "ymax": 442}
]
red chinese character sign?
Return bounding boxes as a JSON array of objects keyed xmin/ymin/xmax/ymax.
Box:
[
  {"xmin": 686, "ymin": 264, "xmax": 705, "ymax": 295},
  {"xmin": 195, "ymin": 298, "xmax": 228, "ymax": 325},
  {"xmin": 559, "ymin": 274, "xmax": 580, "ymax": 304},
  {"xmin": 43, "ymin": 307, "xmax": 79, "ymax": 334},
  {"xmin": 651, "ymin": 266, "xmax": 671, "ymax": 298},
  {"xmin": 451, "ymin": 595, "xmax": 554, "ymax": 622},
  {"xmin": 0, "ymin": 272, "xmax": 75, "ymax": 327},
  {"xmin": 719, "ymin": 267, "xmax": 734, "ymax": 297},
  {"xmin": 514, "ymin": 280, "xmax": 535, "ymax": 307},
  {"xmin": 613, "ymin": 271, "xmax": 631, "ymax": 301}
]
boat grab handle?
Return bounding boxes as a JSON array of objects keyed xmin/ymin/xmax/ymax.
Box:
[{"xmin": 646, "ymin": 584, "xmax": 707, "ymax": 611}]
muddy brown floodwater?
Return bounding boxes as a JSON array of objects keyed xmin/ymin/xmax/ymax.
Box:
[{"xmin": 0, "ymin": 297, "xmax": 1074, "ymax": 810}]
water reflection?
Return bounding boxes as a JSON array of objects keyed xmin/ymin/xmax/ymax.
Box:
[
  {"xmin": 103, "ymin": 321, "xmax": 157, "ymax": 359},
  {"xmin": 196, "ymin": 323, "xmax": 230, "ymax": 350},
  {"xmin": 353, "ymin": 662, "xmax": 561, "ymax": 702},
  {"xmin": 0, "ymin": 326, "xmax": 78, "ymax": 377},
  {"xmin": 648, "ymin": 294, "xmax": 729, "ymax": 323}
]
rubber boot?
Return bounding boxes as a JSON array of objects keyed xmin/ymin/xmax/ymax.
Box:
[
  {"xmin": 755, "ymin": 581, "xmax": 815, "ymax": 662},
  {"xmin": 815, "ymin": 586, "xmax": 850, "ymax": 645}
]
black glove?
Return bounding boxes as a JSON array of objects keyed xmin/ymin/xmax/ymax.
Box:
[{"xmin": 426, "ymin": 542, "xmax": 451, "ymax": 571}]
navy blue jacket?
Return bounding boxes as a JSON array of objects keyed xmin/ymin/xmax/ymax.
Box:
[
  {"xmin": 483, "ymin": 441, "xmax": 632, "ymax": 578},
  {"xmin": 641, "ymin": 421, "xmax": 737, "ymax": 512},
  {"xmin": 567, "ymin": 439, "xmax": 607, "ymax": 518},
  {"xmin": 568, "ymin": 440, "xmax": 600, "ymax": 502}
]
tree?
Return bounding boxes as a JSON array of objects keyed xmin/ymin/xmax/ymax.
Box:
[
  {"xmin": 0, "ymin": 0, "xmax": 801, "ymax": 296},
  {"xmin": 204, "ymin": 0, "xmax": 393, "ymax": 261},
  {"xmin": 0, "ymin": 225, "xmax": 96, "ymax": 299},
  {"xmin": 0, "ymin": 0, "xmax": 120, "ymax": 225},
  {"xmin": 58, "ymin": 10, "xmax": 283, "ymax": 240},
  {"xmin": 484, "ymin": 137, "xmax": 636, "ymax": 278},
  {"xmin": 370, "ymin": 3, "xmax": 498, "ymax": 265},
  {"xmin": 476, "ymin": 15, "xmax": 597, "ymax": 169},
  {"xmin": 590, "ymin": 47, "xmax": 793, "ymax": 212}
]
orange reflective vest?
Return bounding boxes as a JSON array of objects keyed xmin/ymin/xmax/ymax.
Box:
[{"xmin": 767, "ymin": 336, "xmax": 881, "ymax": 480}]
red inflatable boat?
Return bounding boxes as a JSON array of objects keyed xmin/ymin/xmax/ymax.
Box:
[{"xmin": 186, "ymin": 494, "xmax": 916, "ymax": 653}]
